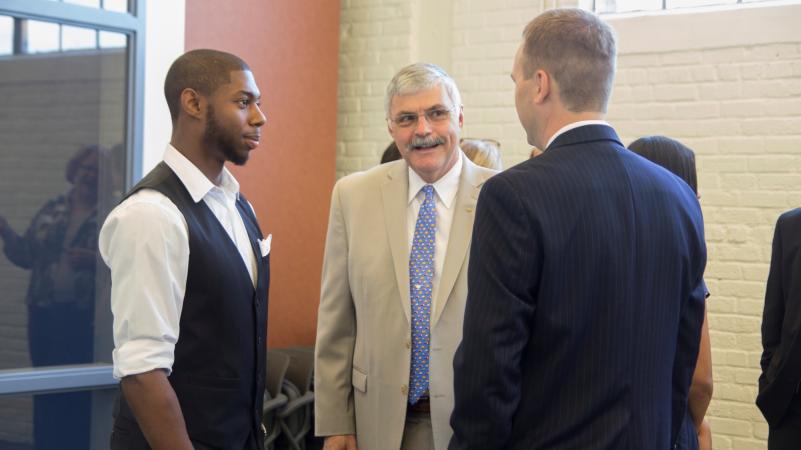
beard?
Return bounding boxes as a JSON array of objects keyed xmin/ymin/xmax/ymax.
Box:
[{"xmin": 203, "ymin": 105, "xmax": 248, "ymax": 166}]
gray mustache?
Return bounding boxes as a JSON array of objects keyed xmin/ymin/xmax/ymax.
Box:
[{"xmin": 409, "ymin": 136, "xmax": 445, "ymax": 150}]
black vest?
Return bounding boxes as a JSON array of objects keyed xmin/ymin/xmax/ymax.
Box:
[{"xmin": 112, "ymin": 162, "xmax": 269, "ymax": 450}]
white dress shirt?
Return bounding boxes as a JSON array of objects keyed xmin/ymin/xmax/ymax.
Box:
[
  {"xmin": 99, "ymin": 144, "xmax": 258, "ymax": 379},
  {"xmin": 406, "ymin": 154, "xmax": 463, "ymax": 312},
  {"xmin": 545, "ymin": 119, "xmax": 612, "ymax": 149}
]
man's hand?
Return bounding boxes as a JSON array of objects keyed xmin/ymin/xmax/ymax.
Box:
[
  {"xmin": 323, "ymin": 434, "xmax": 358, "ymax": 450},
  {"xmin": 697, "ymin": 419, "xmax": 712, "ymax": 450}
]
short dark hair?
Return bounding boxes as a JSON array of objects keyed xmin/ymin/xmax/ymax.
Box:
[
  {"xmin": 164, "ymin": 49, "xmax": 251, "ymax": 122},
  {"xmin": 628, "ymin": 136, "xmax": 698, "ymax": 194},
  {"xmin": 65, "ymin": 145, "xmax": 99, "ymax": 184}
]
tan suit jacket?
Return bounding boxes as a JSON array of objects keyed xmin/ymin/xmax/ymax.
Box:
[{"xmin": 314, "ymin": 154, "xmax": 496, "ymax": 450}]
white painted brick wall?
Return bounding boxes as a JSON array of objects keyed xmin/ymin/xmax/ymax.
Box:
[
  {"xmin": 610, "ymin": 40, "xmax": 801, "ymax": 450},
  {"xmin": 336, "ymin": 0, "xmax": 417, "ymax": 178},
  {"xmin": 338, "ymin": 1, "xmax": 801, "ymax": 448}
]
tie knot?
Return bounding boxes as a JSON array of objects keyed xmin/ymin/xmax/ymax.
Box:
[{"xmin": 421, "ymin": 184, "xmax": 434, "ymax": 199}]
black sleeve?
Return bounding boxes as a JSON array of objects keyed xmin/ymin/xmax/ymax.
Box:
[{"xmin": 449, "ymin": 175, "xmax": 539, "ymax": 450}]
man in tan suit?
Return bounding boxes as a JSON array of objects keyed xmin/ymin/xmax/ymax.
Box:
[{"xmin": 314, "ymin": 63, "xmax": 496, "ymax": 450}]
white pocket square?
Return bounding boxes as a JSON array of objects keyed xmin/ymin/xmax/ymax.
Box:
[{"xmin": 258, "ymin": 234, "xmax": 271, "ymax": 257}]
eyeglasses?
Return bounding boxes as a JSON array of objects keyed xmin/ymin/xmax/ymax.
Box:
[{"xmin": 388, "ymin": 107, "xmax": 455, "ymax": 128}]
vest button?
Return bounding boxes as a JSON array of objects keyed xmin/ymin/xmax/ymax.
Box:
[{"xmin": 401, "ymin": 385, "xmax": 408, "ymax": 396}]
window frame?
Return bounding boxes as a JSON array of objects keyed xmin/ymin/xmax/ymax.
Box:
[
  {"xmin": 602, "ymin": 1, "xmax": 801, "ymax": 55},
  {"xmin": 0, "ymin": 0, "xmax": 145, "ymax": 395},
  {"xmin": 589, "ymin": 0, "xmax": 791, "ymax": 14}
]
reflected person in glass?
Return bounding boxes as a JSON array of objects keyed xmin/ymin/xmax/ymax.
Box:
[{"xmin": 0, "ymin": 144, "xmax": 100, "ymax": 450}]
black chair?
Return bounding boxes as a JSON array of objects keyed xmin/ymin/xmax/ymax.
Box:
[
  {"xmin": 264, "ymin": 350, "xmax": 291, "ymax": 450},
  {"xmin": 276, "ymin": 347, "xmax": 315, "ymax": 450}
]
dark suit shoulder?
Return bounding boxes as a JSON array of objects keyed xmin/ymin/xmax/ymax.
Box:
[
  {"xmin": 777, "ymin": 207, "xmax": 801, "ymax": 227},
  {"xmin": 476, "ymin": 166, "xmax": 519, "ymax": 198},
  {"xmin": 771, "ymin": 207, "xmax": 801, "ymax": 260}
]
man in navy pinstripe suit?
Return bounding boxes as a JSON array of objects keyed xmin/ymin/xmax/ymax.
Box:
[{"xmin": 450, "ymin": 9, "xmax": 707, "ymax": 450}]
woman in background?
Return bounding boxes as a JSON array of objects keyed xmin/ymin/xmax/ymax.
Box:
[
  {"xmin": 460, "ymin": 138, "xmax": 503, "ymax": 170},
  {"xmin": 0, "ymin": 145, "xmax": 99, "ymax": 450},
  {"xmin": 629, "ymin": 136, "xmax": 713, "ymax": 450}
]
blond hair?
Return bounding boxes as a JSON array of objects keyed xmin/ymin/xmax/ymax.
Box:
[{"xmin": 461, "ymin": 139, "xmax": 502, "ymax": 170}]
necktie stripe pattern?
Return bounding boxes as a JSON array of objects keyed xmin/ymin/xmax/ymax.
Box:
[{"xmin": 409, "ymin": 184, "xmax": 436, "ymax": 404}]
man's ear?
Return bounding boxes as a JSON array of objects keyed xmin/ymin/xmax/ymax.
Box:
[
  {"xmin": 533, "ymin": 69, "xmax": 551, "ymax": 104},
  {"xmin": 457, "ymin": 105, "xmax": 464, "ymax": 129},
  {"xmin": 180, "ymin": 88, "xmax": 205, "ymax": 120}
]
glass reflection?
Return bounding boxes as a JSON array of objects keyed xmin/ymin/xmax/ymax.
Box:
[
  {"xmin": 103, "ymin": 0, "xmax": 129, "ymax": 13},
  {"xmin": 0, "ymin": 389, "xmax": 116, "ymax": 450},
  {"xmin": 0, "ymin": 16, "xmax": 11, "ymax": 55},
  {"xmin": 65, "ymin": 0, "xmax": 101, "ymax": 7},
  {"xmin": 668, "ymin": 0, "xmax": 737, "ymax": 8},
  {"xmin": 47, "ymin": 0, "xmax": 129, "ymax": 13},
  {"xmin": 0, "ymin": 15, "xmax": 127, "ymax": 450},
  {"xmin": 99, "ymin": 30, "xmax": 126, "ymax": 48},
  {"xmin": 595, "ymin": 0, "xmax": 663, "ymax": 13},
  {"xmin": 62, "ymin": 24, "xmax": 98, "ymax": 50},
  {"xmin": 0, "ymin": 150, "xmax": 99, "ymax": 450},
  {"xmin": 25, "ymin": 20, "xmax": 60, "ymax": 54}
]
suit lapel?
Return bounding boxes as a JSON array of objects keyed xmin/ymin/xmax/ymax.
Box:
[
  {"xmin": 431, "ymin": 156, "xmax": 484, "ymax": 328},
  {"xmin": 381, "ymin": 163, "xmax": 412, "ymax": 326}
]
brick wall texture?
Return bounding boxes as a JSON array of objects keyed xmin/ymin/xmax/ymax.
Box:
[{"xmin": 337, "ymin": 1, "xmax": 801, "ymax": 448}]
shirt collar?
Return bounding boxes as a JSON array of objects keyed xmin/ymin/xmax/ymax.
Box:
[
  {"xmin": 545, "ymin": 120, "xmax": 611, "ymax": 150},
  {"xmin": 162, "ymin": 144, "xmax": 241, "ymax": 204},
  {"xmin": 407, "ymin": 152, "xmax": 463, "ymax": 209}
]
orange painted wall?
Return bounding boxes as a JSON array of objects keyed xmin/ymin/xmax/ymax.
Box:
[{"xmin": 185, "ymin": 1, "xmax": 339, "ymax": 347}]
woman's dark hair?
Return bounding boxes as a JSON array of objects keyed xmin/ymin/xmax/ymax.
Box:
[
  {"xmin": 628, "ymin": 136, "xmax": 697, "ymax": 195},
  {"xmin": 380, "ymin": 141, "xmax": 401, "ymax": 164},
  {"xmin": 65, "ymin": 145, "xmax": 100, "ymax": 184}
]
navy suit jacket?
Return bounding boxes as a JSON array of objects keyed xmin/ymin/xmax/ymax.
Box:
[
  {"xmin": 757, "ymin": 208, "xmax": 801, "ymax": 427},
  {"xmin": 450, "ymin": 125, "xmax": 707, "ymax": 450}
]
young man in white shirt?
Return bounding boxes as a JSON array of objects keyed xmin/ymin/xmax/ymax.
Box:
[{"xmin": 100, "ymin": 49, "xmax": 269, "ymax": 450}]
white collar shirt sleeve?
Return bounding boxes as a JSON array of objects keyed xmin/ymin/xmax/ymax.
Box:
[{"xmin": 100, "ymin": 144, "xmax": 258, "ymax": 379}]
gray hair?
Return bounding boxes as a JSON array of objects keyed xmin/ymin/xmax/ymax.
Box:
[
  {"xmin": 384, "ymin": 63, "xmax": 462, "ymax": 120},
  {"xmin": 521, "ymin": 8, "xmax": 617, "ymax": 113}
]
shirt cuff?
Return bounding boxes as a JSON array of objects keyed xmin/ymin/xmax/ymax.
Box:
[{"xmin": 112, "ymin": 339, "xmax": 175, "ymax": 379}]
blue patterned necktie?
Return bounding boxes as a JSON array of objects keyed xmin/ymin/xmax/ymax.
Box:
[{"xmin": 409, "ymin": 184, "xmax": 436, "ymax": 404}]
